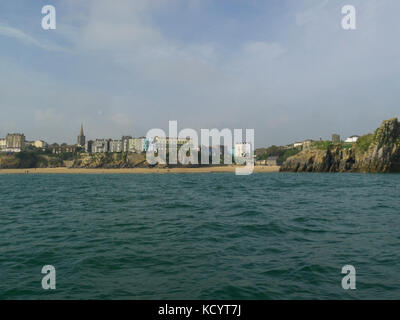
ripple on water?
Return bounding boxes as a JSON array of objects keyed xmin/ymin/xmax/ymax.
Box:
[{"xmin": 1, "ymin": 173, "xmax": 400, "ymax": 299}]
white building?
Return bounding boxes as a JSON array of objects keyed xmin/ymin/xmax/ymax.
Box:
[
  {"xmin": 234, "ymin": 143, "xmax": 252, "ymax": 160},
  {"xmin": 148, "ymin": 137, "xmax": 194, "ymax": 153},
  {"xmin": 109, "ymin": 140, "xmax": 123, "ymax": 153},
  {"xmin": 345, "ymin": 135, "xmax": 359, "ymax": 143},
  {"xmin": 92, "ymin": 139, "xmax": 109, "ymax": 153},
  {"xmin": 0, "ymin": 138, "xmax": 6, "ymax": 151},
  {"xmin": 33, "ymin": 140, "xmax": 48, "ymax": 149},
  {"xmin": 128, "ymin": 137, "xmax": 149, "ymax": 153},
  {"xmin": 293, "ymin": 139, "xmax": 314, "ymax": 148}
]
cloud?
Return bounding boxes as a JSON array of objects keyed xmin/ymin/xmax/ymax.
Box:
[
  {"xmin": 1, "ymin": 0, "xmax": 400, "ymax": 146},
  {"xmin": 0, "ymin": 25, "xmax": 66, "ymax": 51}
]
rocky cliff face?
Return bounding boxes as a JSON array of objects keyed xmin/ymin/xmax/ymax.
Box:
[
  {"xmin": 281, "ymin": 118, "xmax": 400, "ymax": 173},
  {"xmin": 72, "ymin": 152, "xmax": 147, "ymax": 168},
  {"xmin": 0, "ymin": 152, "xmax": 149, "ymax": 169}
]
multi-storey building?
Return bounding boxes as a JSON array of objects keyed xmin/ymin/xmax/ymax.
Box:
[
  {"xmin": 85, "ymin": 140, "xmax": 93, "ymax": 153},
  {"xmin": 128, "ymin": 137, "xmax": 149, "ymax": 153},
  {"xmin": 109, "ymin": 140, "xmax": 123, "ymax": 153},
  {"xmin": 149, "ymin": 137, "xmax": 194, "ymax": 153},
  {"xmin": 92, "ymin": 139, "xmax": 109, "ymax": 153},
  {"xmin": 33, "ymin": 140, "xmax": 48, "ymax": 149},
  {"xmin": 5, "ymin": 133, "xmax": 25, "ymax": 152},
  {"xmin": 234, "ymin": 143, "xmax": 252, "ymax": 160},
  {"xmin": 49, "ymin": 144, "xmax": 78, "ymax": 154},
  {"xmin": 121, "ymin": 136, "xmax": 132, "ymax": 152},
  {"xmin": 0, "ymin": 138, "xmax": 6, "ymax": 151}
]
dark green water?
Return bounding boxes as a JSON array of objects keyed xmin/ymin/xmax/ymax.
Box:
[{"xmin": 1, "ymin": 173, "xmax": 399, "ymax": 299}]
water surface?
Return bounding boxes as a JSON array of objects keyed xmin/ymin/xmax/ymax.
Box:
[{"xmin": 1, "ymin": 173, "xmax": 399, "ymax": 299}]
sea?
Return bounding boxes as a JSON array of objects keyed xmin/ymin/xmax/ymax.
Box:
[{"xmin": 1, "ymin": 173, "xmax": 399, "ymax": 300}]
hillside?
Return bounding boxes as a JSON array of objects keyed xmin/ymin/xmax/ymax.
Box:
[{"xmin": 280, "ymin": 118, "xmax": 400, "ymax": 173}]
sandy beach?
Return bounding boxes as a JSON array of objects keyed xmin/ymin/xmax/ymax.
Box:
[{"xmin": 0, "ymin": 166, "xmax": 280, "ymax": 174}]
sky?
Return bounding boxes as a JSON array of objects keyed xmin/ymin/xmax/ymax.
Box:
[{"xmin": 1, "ymin": 0, "xmax": 400, "ymax": 147}]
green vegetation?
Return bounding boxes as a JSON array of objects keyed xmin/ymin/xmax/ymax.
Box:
[
  {"xmin": 256, "ymin": 145, "xmax": 281, "ymax": 160},
  {"xmin": 256, "ymin": 145, "xmax": 301, "ymax": 163},
  {"xmin": 341, "ymin": 142, "xmax": 354, "ymax": 149},
  {"xmin": 280, "ymin": 148, "xmax": 301, "ymax": 162},
  {"xmin": 311, "ymin": 141, "xmax": 332, "ymax": 150},
  {"xmin": 15, "ymin": 152, "xmax": 38, "ymax": 168},
  {"xmin": 356, "ymin": 134, "xmax": 375, "ymax": 152},
  {"xmin": 47, "ymin": 156, "xmax": 63, "ymax": 167},
  {"xmin": 310, "ymin": 140, "xmax": 354, "ymax": 151},
  {"xmin": 0, "ymin": 152, "xmax": 68, "ymax": 168}
]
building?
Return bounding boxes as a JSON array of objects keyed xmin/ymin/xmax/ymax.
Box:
[
  {"xmin": 0, "ymin": 138, "xmax": 6, "ymax": 151},
  {"xmin": 92, "ymin": 139, "xmax": 109, "ymax": 153},
  {"xmin": 6, "ymin": 133, "xmax": 25, "ymax": 149},
  {"xmin": 345, "ymin": 135, "xmax": 360, "ymax": 143},
  {"xmin": 49, "ymin": 144, "xmax": 78, "ymax": 154},
  {"xmin": 5, "ymin": 133, "xmax": 25, "ymax": 152},
  {"xmin": 266, "ymin": 156, "xmax": 280, "ymax": 166},
  {"xmin": 0, "ymin": 138, "xmax": 6, "ymax": 149},
  {"xmin": 25, "ymin": 141, "xmax": 34, "ymax": 147},
  {"xmin": 293, "ymin": 139, "xmax": 314, "ymax": 149},
  {"xmin": 149, "ymin": 137, "xmax": 194, "ymax": 153},
  {"xmin": 302, "ymin": 139, "xmax": 313, "ymax": 149},
  {"xmin": 48, "ymin": 143, "xmax": 78, "ymax": 154},
  {"xmin": 234, "ymin": 143, "xmax": 252, "ymax": 160},
  {"xmin": 85, "ymin": 140, "xmax": 93, "ymax": 153},
  {"xmin": 33, "ymin": 140, "xmax": 48, "ymax": 149},
  {"xmin": 332, "ymin": 134, "xmax": 341, "ymax": 143},
  {"xmin": 122, "ymin": 136, "xmax": 132, "ymax": 152},
  {"xmin": 109, "ymin": 140, "xmax": 123, "ymax": 153},
  {"xmin": 77, "ymin": 124, "xmax": 86, "ymax": 147},
  {"xmin": 198, "ymin": 145, "xmax": 230, "ymax": 164},
  {"xmin": 128, "ymin": 137, "xmax": 149, "ymax": 153}
]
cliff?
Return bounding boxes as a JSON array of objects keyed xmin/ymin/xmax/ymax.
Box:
[
  {"xmin": 72, "ymin": 152, "xmax": 148, "ymax": 168},
  {"xmin": 281, "ymin": 118, "xmax": 400, "ymax": 173},
  {"xmin": 0, "ymin": 152, "xmax": 149, "ymax": 169}
]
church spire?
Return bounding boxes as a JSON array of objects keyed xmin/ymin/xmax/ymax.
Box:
[{"xmin": 77, "ymin": 123, "xmax": 86, "ymax": 147}]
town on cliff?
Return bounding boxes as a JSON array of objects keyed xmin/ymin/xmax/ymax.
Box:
[{"xmin": 1, "ymin": 118, "xmax": 400, "ymax": 173}]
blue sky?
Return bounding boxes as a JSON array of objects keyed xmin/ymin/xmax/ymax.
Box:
[{"xmin": 1, "ymin": 0, "xmax": 399, "ymax": 146}]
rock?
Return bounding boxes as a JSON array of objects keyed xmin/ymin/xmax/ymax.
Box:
[
  {"xmin": 72, "ymin": 152, "xmax": 148, "ymax": 168},
  {"xmin": 281, "ymin": 118, "xmax": 400, "ymax": 173}
]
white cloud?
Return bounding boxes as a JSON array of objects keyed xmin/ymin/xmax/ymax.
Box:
[
  {"xmin": 1, "ymin": 0, "xmax": 400, "ymax": 146},
  {"xmin": 0, "ymin": 25, "xmax": 66, "ymax": 52}
]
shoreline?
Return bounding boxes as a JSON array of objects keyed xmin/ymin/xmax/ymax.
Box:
[{"xmin": 0, "ymin": 166, "xmax": 280, "ymax": 174}]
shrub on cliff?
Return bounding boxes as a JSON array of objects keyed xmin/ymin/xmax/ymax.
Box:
[
  {"xmin": 15, "ymin": 152, "xmax": 38, "ymax": 168},
  {"xmin": 256, "ymin": 145, "xmax": 301, "ymax": 162},
  {"xmin": 355, "ymin": 134, "xmax": 374, "ymax": 153},
  {"xmin": 311, "ymin": 141, "xmax": 332, "ymax": 150},
  {"xmin": 280, "ymin": 148, "xmax": 301, "ymax": 162}
]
